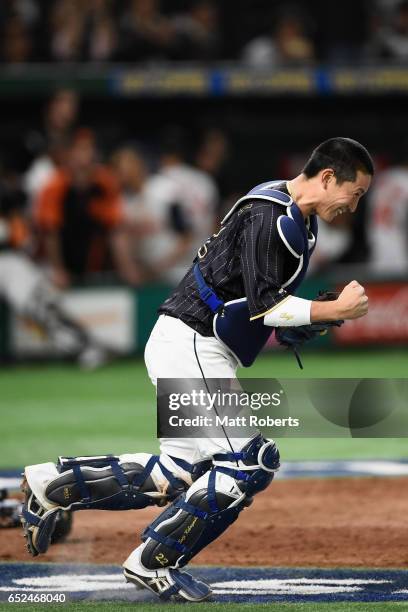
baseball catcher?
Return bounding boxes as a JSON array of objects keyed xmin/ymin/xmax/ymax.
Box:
[{"xmin": 21, "ymin": 138, "xmax": 372, "ymax": 602}]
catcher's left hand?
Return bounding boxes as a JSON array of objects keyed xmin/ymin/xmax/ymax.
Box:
[
  {"xmin": 275, "ymin": 319, "xmax": 343, "ymax": 349},
  {"xmin": 275, "ymin": 290, "xmax": 344, "ymax": 369}
]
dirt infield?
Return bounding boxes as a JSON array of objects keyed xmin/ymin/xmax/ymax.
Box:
[{"xmin": 4, "ymin": 477, "xmax": 408, "ymax": 568}]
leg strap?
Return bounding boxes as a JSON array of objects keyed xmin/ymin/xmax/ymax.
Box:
[
  {"xmin": 132, "ymin": 456, "xmax": 158, "ymax": 488},
  {"xmin": 169, "ymin": 456, "xmax": 212, "ymax": 481},
  {"xmin": 144, "ymin": 527, "xmax": 189, "ymax": 554},
  {"xmin": 71, "ymin": 464, "xmax": 91, "ymax": 502},
  {"xmin": 213, "ymin": 435, "xmax": 280, "ymax": 473},
  {"xmin": 174, "ymin": 498, "xmax": 208, "ymax": 520},
  {"xmin": 207, "ymin": 468, "xmax": 218, "ymax": 513},
  {"xmin": 61, "ymin": 456, "xmax": 129, "ymax": 501},
  {"xmin": 110, "ymin": 460, "xmax": 129, "ymax": 488},
  {"xmin": 22, "ymin": 508, "xmax": 41, "ymax": 526},
  {"xmin": 143, "ymin": 464, "xmax": 251, "ymax": 557}
]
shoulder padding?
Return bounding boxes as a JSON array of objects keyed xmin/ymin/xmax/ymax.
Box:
[
  {"xmin": 221, "ymin": 185, "xmax": 292, "ymax": 225},
  {"xmin": 277, "ymin": 215, "xmax": 304, "ymax": 258}
]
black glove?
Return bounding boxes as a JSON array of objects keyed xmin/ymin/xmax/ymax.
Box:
[{"xmin": 275, "ymin": 291, "xmax": 344, "ymax": 369}]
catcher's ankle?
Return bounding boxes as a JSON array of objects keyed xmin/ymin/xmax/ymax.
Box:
[{"xmin": 123, "ymin": 546, "xmax": 172, "ymax": 578}]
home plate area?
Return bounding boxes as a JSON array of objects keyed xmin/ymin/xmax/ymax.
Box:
[{"xmin": 0, "ymin": 564, "xmax": 407, "ymax": 603}]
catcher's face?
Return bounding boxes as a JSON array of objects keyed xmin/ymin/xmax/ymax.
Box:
[{"xmin": 317, "ymin": 169, "xmax": 371, "ymax": 223}]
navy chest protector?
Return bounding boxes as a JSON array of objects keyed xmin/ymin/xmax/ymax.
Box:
[{"xmin": 194, "ymin": 183, "xmax": 318, "ymax": 367}]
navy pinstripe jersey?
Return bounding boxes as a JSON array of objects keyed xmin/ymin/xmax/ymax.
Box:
[{"xmin": 158, "ymin": 181, "xmax": 302, "ymax": 337}]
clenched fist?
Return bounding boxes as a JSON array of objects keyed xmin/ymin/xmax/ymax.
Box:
[{"xmin": 336, "ymin": 280, "xmax": 369, "ymax": 320}]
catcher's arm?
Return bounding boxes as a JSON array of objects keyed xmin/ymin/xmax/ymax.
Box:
[
  {"xmin": 275, "ymin": 290, "xmax": 343, "ymax": 369},
  {"xmin": 275, "ymin": 283, "xmax": 369, "ymax": 369}
]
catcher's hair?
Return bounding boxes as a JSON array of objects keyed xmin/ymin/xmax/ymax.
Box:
[{"xmin": 303, "ymin": 137, "xmax": 374, "ymax": 184}]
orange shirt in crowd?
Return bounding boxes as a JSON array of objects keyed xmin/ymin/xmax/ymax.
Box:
[{"xmin": 35, "ymin": 166, "xmax": 124, "ymax": 276}]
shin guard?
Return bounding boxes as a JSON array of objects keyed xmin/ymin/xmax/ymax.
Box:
[
  {"xmin": 138, "ymin": 435, "xmax": 280, "ymax": 570},
  {"xmin": 45, "ymin": 454, "xmax": 187, "ymax": 511}
]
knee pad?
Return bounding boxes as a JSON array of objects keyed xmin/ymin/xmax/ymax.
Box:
[
  {"xmin": 45, "ymin": 454, "xmax": 187, "ymax": 511},
  {"xmin": 212, "ymin": 434, "xmax": 280, "ymax": 497},
  {"xmin": 138, "ymin": 436, "xmax": 279, "ymax": 570}
]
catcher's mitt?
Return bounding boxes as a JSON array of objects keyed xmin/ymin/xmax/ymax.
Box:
[{"xmin": 275, "ymin": 290, "xmax": 344, "ymax": 369}]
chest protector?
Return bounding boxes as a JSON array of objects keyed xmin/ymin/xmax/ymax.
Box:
[{"xmin": 194, "ymin": 182, "xmax": 318, "ymax": 367}]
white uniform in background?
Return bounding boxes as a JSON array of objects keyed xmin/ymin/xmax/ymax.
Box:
[
  {"xmin": 161, "ymin": 163, "xmax": 218, "ymax": 244},
  {"xmin": 367, "ymin": 167, "xmax": 408, "ymax": 273},
  {"xmin": 138, "ymin": 165, "xmax": 218, "ymax": 285},
  {"xmin": 137, "ymin": 172, "xmax": 184, "ymax": 284},
  {"xmin": 307, "ymin": 219, "xmax": 351, "ymax": 274},
  {"xmin": 23, "ymin": 156, "xmax": 56, "ymax": 213}
]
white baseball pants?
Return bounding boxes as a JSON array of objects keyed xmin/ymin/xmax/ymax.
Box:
[{"xmin": 144, "ymin": 314, "xmax": 254, "ymax": 465}]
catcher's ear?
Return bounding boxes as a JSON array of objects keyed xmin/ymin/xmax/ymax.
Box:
[{"xmin": 321, "ymin": 169, "xmax": 335, "ymax": 189}]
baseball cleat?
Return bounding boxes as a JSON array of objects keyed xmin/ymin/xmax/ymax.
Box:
[
  {"xmin": 20, "ymin": 475, "xmax": 59, "ymax": 556},
  {"xmin": 123, "ymin": 566, "xmax": 212, "ymax": 602}
]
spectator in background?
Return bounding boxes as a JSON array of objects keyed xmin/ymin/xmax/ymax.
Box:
[
  {"xmin": 113, "ymin": 141, "xmax": 195, "ymax": 285},
  {"xmin": 195, "ymin": 129, "xmax": 228, "ymax": 179},
  {"xmin": 366, "ymin": 157, "xmax": 408, "ymax": 273},
  {"xmin": 112, "ymin": 146, "xmax": 149, "ymax": 223},
  {"xmin": 170, "ymin": 0, "xmax": 220, "ymax": 61},
  {"xmin": 145, "ymin": 127, "xmax": 218, "ymax": 284},
  {"xmin": 24, "ymin": 89, "xmax": 79, "ymax": 206},
  {"xmin": 195, "ymin": 128, "xmax": 234, "ymax": 217},
  {"xmin": 49, "ymin": 0, "xmax": 117, "ymax": 63},
  {"xmin": 115, "ymin": 0, "xmax": 176, "ymax": 62},
  {"xmin": 85, "ymin": 0, "xmax": 118, "ymax": 63},
  {"xmin": 34, "ymin": 129, "xmax": 141, "ymax": 287},
  {"xmin": 368, "ymin": 0, "xmax": 408, "ymax": 62},
  {"xmin": 49, "ymin": 0, "xmax": 84, "ymax": 62},
  {"xmin": 1, "ymin": 0, "xmax": 40, "ymax": 28},
  {"xmin": 1, "ymin": 0, "xmax": 51, "ymax": 62},
  {"xmin": 111, "ymin": 146, "xmax": 157, "ymax": 279},
  {"xmin": 309, "ymin": 0, "xmax": 369, "ymax": 64},
  {"xmin": 242, "ymin": 6, "xmax": 315, "ymax": 67},
  {"xmin": 2, "ymin": 15, "xmax": 33, "ymax": 63},
  {"xmin": 112, "ymin": 130, "xmax": 218, "ymax": 286}
]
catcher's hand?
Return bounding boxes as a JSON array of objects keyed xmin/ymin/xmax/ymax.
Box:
[{"xmin": 275, "ymin": 290, "xmax": 344, "ymax": 369}]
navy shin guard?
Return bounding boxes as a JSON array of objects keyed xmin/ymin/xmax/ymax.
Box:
[{"xmin": 139, "ymin": 435, "xmax": 280, "ymax": 569}]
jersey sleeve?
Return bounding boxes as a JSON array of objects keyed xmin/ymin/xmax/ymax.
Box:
[{"xmin": 239, "ymin": 201, "xmax": 289, "ymax": 319}]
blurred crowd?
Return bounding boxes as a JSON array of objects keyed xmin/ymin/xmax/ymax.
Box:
[
  {"xmin": 0, "ymin": 89, "xmax": 225, "ymax": 288},
  {"xmin": 1, "ymin": 88, "xmax": 408, "ymax": 295},
  {"xmin": 2, "ymin": 0, "xmax": 408, "ymax": 66}
]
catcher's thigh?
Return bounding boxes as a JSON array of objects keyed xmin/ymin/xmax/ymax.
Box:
[{"xmin": 144, "ymin": 315, "xmax": 254, "ymax": 462}]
